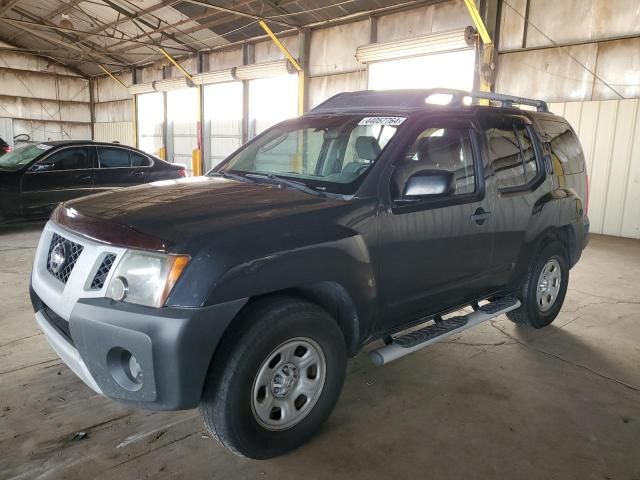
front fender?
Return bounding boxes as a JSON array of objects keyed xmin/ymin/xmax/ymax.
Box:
[{"xmin": 212, "ymin": 235, "xmax": 376, "ymax": 337}]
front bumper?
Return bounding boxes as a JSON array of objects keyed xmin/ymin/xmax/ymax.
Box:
[{"xmin": 32, "ymin": 288, "xmax": 247, "ymax": 410}]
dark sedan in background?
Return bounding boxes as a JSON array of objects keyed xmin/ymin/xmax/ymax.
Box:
[
  {"xmin": 0, "ymin": 136, "xmax": 11, "ymax": 156},
  {"xmin": 0, "ymin": 141, "xmax": 186, "ymax": 223}
]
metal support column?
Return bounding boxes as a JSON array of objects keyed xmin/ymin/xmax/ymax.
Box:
[
  {"xmin": 241, "ymin": 43, "xmax": 254, "ymax": 143},
  {"xmin": 463, "ymin": 0, "xmax": 495, "ymax": 96},
  {"xmin": 88, "ymin": 78, "xmax": 96, "ymax": 140}
]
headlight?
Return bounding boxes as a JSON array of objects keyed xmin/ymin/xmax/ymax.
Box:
[{"xmin": 106, "ymin": 251, "xmax": 189, "ymax": 308}]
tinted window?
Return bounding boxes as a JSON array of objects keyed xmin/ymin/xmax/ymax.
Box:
[
  {"xmin": 39, "ymin": 147, "xmax": 91, "ymax": 171},
  {"xmin": 99, "ymin": 148, "xmax": 130, "ymax": 168},
  {"xmin": 131, "ymin": 152, "xmax": 151, "ymax": 167},
  {"xmin": 393, "ymin": 127, "xmax": 476, "ymax": 199},
  {"xmin": 537, "ymin": 119, "xmax": 585, "ymax": 174},
  {"xmin": 486, "ymin": 126, "xmax": 538, "ymax": 189}
]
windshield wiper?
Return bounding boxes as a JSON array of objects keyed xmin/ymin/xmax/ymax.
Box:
[
  {"xmin": 245, "ymin": 173, "xmax": 326, "ymax": 197},
  {"xmin": 210, "ymin": 171, "xmax": 255, "ymax": 183}
]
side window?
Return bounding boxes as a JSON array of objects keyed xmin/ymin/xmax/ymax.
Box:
[
  {"xmin": 537, "ymin": 119, "xmax": 585, "ymax": 174},
  {"xmin": 131, "ymin": 152, "xmax": 151, "ymax": 167},
  {"xmin": 486, "ymin": 125, "xmax": 539, "ymax": 189},
  {"xmin": 38, "ymin": 147, "xmax": 90, "ymax": 171},
  {"xmin": 392, "ymin": 127, "xmax": 476, "ymax": 200},
  {"xmin": 98, "ymin": 147, "xmax": 130, "ymax": 168}
]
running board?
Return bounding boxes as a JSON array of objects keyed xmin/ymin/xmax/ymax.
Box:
[{"xmin": 369, "ymin": 297, "xmax": 521, "ymax": 366}]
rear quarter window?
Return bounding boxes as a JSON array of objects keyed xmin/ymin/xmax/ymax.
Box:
[
  {"xmin": 537, "ymin": 119, "xmax": 585, "ymax": 174},
  {"xmin": 131, "ymin": 152, "xmax": 151, "ymax": 167}
]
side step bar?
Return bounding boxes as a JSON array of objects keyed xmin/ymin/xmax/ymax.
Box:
[{"xmin": 369, "ymin": 297, "xmax": 520, "ymax": 366}]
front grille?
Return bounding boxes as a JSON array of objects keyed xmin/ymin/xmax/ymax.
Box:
[
  {"xmin": 46, "ymin": 233, "xmax": 83, "ymax": 284},
  {"xmin": 90, "ymin": 254, "xmax": 116, "ymax": 290}
]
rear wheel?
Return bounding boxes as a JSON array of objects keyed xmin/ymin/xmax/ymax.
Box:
[
  {"xmin": 200, "ymin": 296, "xmax": 346, "ymax": 459},
  {"xmin": 507, "ymin": 240, "xmax": 569, "ymax": 329}
]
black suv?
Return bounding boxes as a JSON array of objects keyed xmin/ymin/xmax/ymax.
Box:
[{"xmin": 30, "ymin": 90, "xmax": 589, "ymax": 459}]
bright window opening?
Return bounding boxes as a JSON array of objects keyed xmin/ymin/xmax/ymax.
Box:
[{"xmin": 368, "ymin": 50, "xmax": 476, "ymax": 92}]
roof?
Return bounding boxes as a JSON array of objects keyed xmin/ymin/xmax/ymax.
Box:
[{"xmin": 0, "ymin": 0, "xmax": 430, "ymax": 77}]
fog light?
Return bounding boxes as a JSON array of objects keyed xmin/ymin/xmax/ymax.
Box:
[
  {"xmin": 108, "ymin": 276, "xmax": 128, "ymax": 301},
  {"xmin": 128, "ymin": 354, "xmax": 142, "ymax": 381},
  {"xmin": 107, "ymin": 347, "xmax": 143, "ymax": 391}
]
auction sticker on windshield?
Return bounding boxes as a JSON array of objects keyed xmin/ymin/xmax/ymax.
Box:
[
  {"xmin": 358, "ymin": 117, "xmax": 406, "ymax": 126},
  {"xmin": 35, "ymin": 144, "xmax": 53, "ymax": 150}
]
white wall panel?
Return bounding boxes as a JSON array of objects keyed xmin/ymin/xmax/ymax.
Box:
[
  {"xmin": 549, "ymin": 99, "xmax": 640, "ymax": 238},
  {"xmin": 208, "ymin": 47, "xmax": 243, "ymax": 70},
  {"xmin": 526, "ymin": 0, "xmax": 640, "ymax": 48},
  {"xmin": 12, "ymin": 119, "xmax": 90, "ymax": 142},
  {"xmin": 496, "ymin": 45, "xmax": 598, "ymax": 102},
  {"xmin": 309, "ymin": 20, "xmax": 369, "ymax": 76},
  {"xmin": 498, "ymin": 0, "xmax": 526, "ymax": 50},
  {"xmin": 94, "ymin": 122, "xmax": 135, "ymax": 147},
  {"xmin": 95, "ymin": 99, "xmax": 133, "ymax": 123},
  {"xmin": 255, "ymin": 36, "xmax": 299, "ymax": 64},
  {"xmin": 0, "ymin": 95, "xmax": 90, "ymax": 123},
  {"xmin": 308, "ymin": 71, "xmax": 367, "ymax": 109},
  {"xmin": 94, "ymin": 71, "xmax": 132, "ymax": 103}
]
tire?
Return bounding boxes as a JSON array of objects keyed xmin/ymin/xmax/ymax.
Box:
[
  {"xmin": 200, "ymin": 295, "xmax": 347, "ymax": 459},
  {"xmin": 507, "ymin": 240, "xmax": 569, "ymax": 329}
]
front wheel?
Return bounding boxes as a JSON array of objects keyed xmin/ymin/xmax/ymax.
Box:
[
  {"xmin": 507, "ymin": 240, "xmax": 569, "ymax": 329},
  {"xmin": 200, "ymin": 296, "xmax": 347, "ymax": 459}
]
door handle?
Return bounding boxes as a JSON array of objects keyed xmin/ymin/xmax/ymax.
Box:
[
  {"xmin": 133, "ymin": 171, "xmax": 145, "ymax": 177},
  {"xmin": 471, "ymin": 207, "xmax": 491, "ymax": 225},
  {"xmin": 76, "ymin": 174, "xmax": 92, "ymax": 181}
]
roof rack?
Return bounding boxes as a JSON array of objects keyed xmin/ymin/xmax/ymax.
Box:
[
  {"xmin": 465, "ymin": 91, "xmax": 549, "ymax": 112},
  {"xmin": 310, "ymin": 89, "xmax": 549, "ymax": 113}
]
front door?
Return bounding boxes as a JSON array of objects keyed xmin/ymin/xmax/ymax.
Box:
[
  {"xmin": 20, "ymin": 146, "xmax": 94, "ymax": 217},
  {"xmin": 377, "ymin": 116, "xmax": 496, "ymax": 331}
]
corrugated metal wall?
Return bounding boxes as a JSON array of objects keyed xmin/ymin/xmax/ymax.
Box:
[
  {"xmin": 94, "ymin": 122, "xmax": 135, "ymax": 147},
  {"xmin": 0, "ymin": 49, "xmax": 91, "ymax": 142},
  {"xmin": 549, "ymin": 100, "xmax": 640, "ymax": 239}
]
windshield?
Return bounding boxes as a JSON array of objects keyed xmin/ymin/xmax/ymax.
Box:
[
  {"xmin": 214, "ymin": 115, "xmax": 404, "ymax": 195},
  {"xmin": 0, "ymin": 143, "xmax": 49, "ymax": 170}
]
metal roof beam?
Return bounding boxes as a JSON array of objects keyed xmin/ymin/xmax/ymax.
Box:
[
  {"xmin": 0, "ymin": 0, "xmax": 21, "ymax": 16},
  {"xmin": 176, "ymin": 0, "xmax": 297, "ymax": 29},
  {"xmin": 99, "ymin": 0, "xmax": 198, "ymax": 53},
  {"xmin": 5, "ymin": 8, "xmax": 132, "ymax": 65}
]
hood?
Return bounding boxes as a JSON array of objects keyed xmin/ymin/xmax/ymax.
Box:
[{"xmin": 63, "ymin": 176, "xmax": 346, "ymax": 246}]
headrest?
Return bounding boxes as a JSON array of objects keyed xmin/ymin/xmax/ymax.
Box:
[
  {"xmin": 416, "ymin": 136, "xmax": 460, "ymax": 168},
  {"xmin": 355, "ymin": 136, "xmax": 381, "ymax": 161}
]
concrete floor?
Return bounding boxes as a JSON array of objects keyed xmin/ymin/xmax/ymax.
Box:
[{"xmin": 1, "ymin": 225, "xmax": 639, "ymax": 480}]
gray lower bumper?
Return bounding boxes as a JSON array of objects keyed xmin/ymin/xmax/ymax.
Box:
[
  {"xmin": 34, "ymin": 296, "xmax": 247, "ymax": 410},
  {"xmin": 35, "ymin": 310, "xmax": 103, "ymax": 394}
]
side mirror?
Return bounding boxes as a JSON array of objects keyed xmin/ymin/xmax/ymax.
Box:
[{"xmin": 402, "ymin": 169, "xmax": 455, "ymax": 198}]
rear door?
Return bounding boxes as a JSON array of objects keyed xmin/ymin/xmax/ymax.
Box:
[
  {"xmin": 20, "ymin": 146, "xmax": 95, "ymax": 217},
  {"xmin": 480, "ymin": 113, "xmax": 548, "ymax": 285},
  {"xmin": 94, "ymin": 146, "xmax": 149, "ymax": 190}
]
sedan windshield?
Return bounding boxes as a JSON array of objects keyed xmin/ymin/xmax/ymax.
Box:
[
  {"xmin": 0, "ymin": 143, "xmax": 49, "ymax": 170},
  {"xmin": 214, "ymin": 115, "xmax": 404, "ymax": 195}
]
